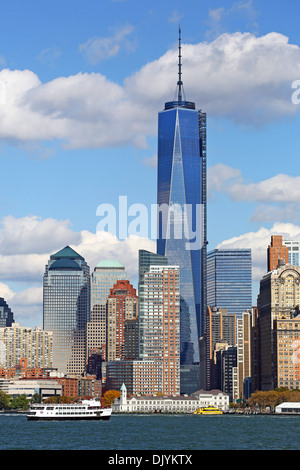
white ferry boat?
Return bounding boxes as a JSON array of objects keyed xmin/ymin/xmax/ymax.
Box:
[{"xmin": 26, "ymin": 399, "xmax": 112, "ymax": 421}]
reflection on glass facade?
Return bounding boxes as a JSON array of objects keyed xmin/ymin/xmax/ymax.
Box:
[
  {"xmin": 43, "ymin": 246, "xmax": 90, "ymax": 376},
  {"xmin": 207, "ymin": 249, "xmax": 252, "ymax": 318},
  {"xmin": 0, "ymin": 297, "xmax": 14, "ymax": 327},
  {"xmin": 283, "ymin": 240, "xmax": 300, "ymax": 266},
  {"xmin": 87, "ymin": 260, "xmax": 127, "ymax": 360},
  {"xmin": 156, "ymin": 31, "xmax": 206, "ymax": 393}
]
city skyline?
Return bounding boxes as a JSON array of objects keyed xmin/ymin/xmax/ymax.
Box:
[{"xmin": 0, "ymin": 0, "xmax": 300, "ymax": 327}]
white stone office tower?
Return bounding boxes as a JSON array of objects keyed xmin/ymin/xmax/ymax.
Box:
[
  {"xmin": 258, "ymin": 264, "xmax": 300, "ymax": 390},
  {"xmin": 141, "ymin": 265, "xmax": 180, "ymax": 396},
  {"xmin": 43, "ymin": 246, "xmax": 90, "ymax": 376}
]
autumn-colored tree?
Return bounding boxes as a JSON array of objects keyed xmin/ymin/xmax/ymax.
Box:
[
  {"xmin": 103, "ymin": 390, "xmax": 120, "ymax": 407},
  {"xmin": 265, "ymin": 390, "xmax": 281, "ymax": 411},
  {"xmin": 44, "ymin": 396, "xmax": 73, "ymax": 404},
  {"xmin": 248, "ymin": 389, "xmax": 300, "ymax": 410}
]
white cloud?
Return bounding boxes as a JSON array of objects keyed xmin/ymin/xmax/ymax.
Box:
[
  {"xmin": 37, "ymin": 47, "xmax": 62, "ymax": 67},
  {"xmin": 0, "ymin": 281, "xmax": 14, "ymax": 301},
  {"xmin": 250, "ymin": 204, "xmax": 300, "ymax": 223},
  {"xmin": 217, "ymin": 222, "xmax": 300, "ymax": 281},
  {"xmin": 227, "ymin": 174, "xmax": 300, "ymax": 203},
  {"xmin": 79, "ymin": 25, "xmax": 135, "ymax": 64},
  {"xmin": 0, "ymin": 281, "xmax": 43, "ymax": 328},
  {"xmin": 168, "ymin": 10, "xmax": 184, "ymax": 24},
  {"xmin": 11, "ymin": 287, "xmax": 43, "ymax": 306},
  {"xmin": 0, "ymin": 214, "xmax": 155, "ymax": 326},
  {"xmin": 142, "ymin": 154, "xmax": 157, "ymax": 168},
  {"xmin": 0, "ymin": 32, "xmax": 299, "ymax": 149},
  {"xmin": 72, "ymin": 229, "xmax": 155, "ymax": 281},
  {"xmin": 208, "ymin": 164, "xmax": 300, "ymax": 222},
  {"xmin": 0, "ymin": 215, "xmax": 80, "ymax": 255},
  {"xmin": 208, "ymin": 163, "xmax": 242, "ymax": 197}
]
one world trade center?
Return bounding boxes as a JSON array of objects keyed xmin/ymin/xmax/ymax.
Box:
[{"xmin": 156, "ymin": 28, "xmax": 207, "ymax": 394}]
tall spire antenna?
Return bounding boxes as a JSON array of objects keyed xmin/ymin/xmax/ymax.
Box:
[{"xmin": 177, "ymin": 25, "xmax": 183, "ymax": 102}]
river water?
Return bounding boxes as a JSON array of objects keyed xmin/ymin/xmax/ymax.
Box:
[{"xmin": 0, "ymin": 412, "xmax": 299, "ymax": 452}]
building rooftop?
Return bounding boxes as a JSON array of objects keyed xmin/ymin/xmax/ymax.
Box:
[
  {"xmin": 49, "ymin": 258, "xmax": 81, "ymax": 271},
  {"xmin": 50, "ymin": 246, "xmax": 84, "ymax": 260},
  {"xmin": 96, "ymin": 260, "xmax": 124, "ymax": 269}
]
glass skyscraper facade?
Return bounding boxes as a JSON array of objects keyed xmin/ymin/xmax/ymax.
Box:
[
  {"xmin": 87, "ymin": 260, "xmax": 127, "ymax": 360},
  {"xmin": 43, "ymin": 246, "xmax": 90, "ymax": 376},
  {"xmin": 0, "ymin": 297, "xmax": 14, "ymax": 327},
  {"xmin": 156, "ymin": 30, "xmax": 206, "ymax": 393},
  {"xmin": 283, "ymin": 239, "xmax": 300, "ymax": 266},
  {"xmin": 207, "ymin": 249, "xmax": 252, "ymax": 318}
]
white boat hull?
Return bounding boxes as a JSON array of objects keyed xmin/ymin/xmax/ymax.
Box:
[{"xmin": 26, "ymin": 399, "xmax": 112, "ymax": 421}]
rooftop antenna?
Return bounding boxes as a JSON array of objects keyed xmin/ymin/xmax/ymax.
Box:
[{"xmin": 177, "ymin": 25, "xmax": 183, "ymax": 102}]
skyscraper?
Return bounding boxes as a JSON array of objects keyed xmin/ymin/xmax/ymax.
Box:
[
  {"xmin": 267, "ymin": 235, "xmax": 289, "ymax": 271},
  {"xmin": 106, "ymin": 279, "xmax": 138, "ymax": 362},
  {"xmin": 87, "ymin": 260, "xmax": 127, "ymax": 360},
  {"xmin": 201, "ymin": 306, "xmax": 236, "ymax": 391},
  {"xmin": 156, "ymin": 28, "xmax": 206, "ymax": 393},
  {"xmin": 207, "ymin": 249, "xmax": 252, "ymax": 318},
  {"xmin": 0, "ymin": 298, "xmax": 14, "ymax": 327},
  {"xmin": 138, "ymin": 249, "xmax": 168, "ymax": 360},
  {"xmin": 43, "ymin": 246, "xmax": 90, "ymax": 376},
  {"xmin": 141, "ymin": 265, "xmax": 181, "ymax": 395},
  {"xmin": 258, "ymin": 264, "xmax": 300, "ymax": 390},
  {"xmin": 283, "ymin": 239, "xmax": 300, "ymax": 266}
]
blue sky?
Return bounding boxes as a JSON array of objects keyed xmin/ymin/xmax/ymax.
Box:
[{"xmin": 0, "ymin": 0, "xmax": 300, "ymax": 326}]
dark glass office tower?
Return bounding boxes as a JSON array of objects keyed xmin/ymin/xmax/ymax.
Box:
[
  {"xmin": 156, "ymin": 29, "xmax": 207, "ymax": 393},
  {"xmin": 207, "ymin": 249, "xmax": 252, "ymax": 317},
  {"xmin": 43, "ymin": 246, "xmax": 90, "ymax": 376},
  {"xmin": 0, "ymin": 298, "xmax": 14, "ymax": 327}
]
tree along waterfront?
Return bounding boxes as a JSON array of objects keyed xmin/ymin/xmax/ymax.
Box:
[
  {"xmin": 1, "ymin": 388, "xmax": 300, "ymax": 414},
  {"xmin": 244, "ymin": 388, "xmax": 300, "ymax": 412}
]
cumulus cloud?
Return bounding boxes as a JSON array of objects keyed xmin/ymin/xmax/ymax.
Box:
[
  {"xmin": 0, "ymin": 31, "xmax": 300, "ymax": 149},
  {"xmin": 0, "ymin": 281, "xmax": 14, "ymax": 301},
  {"xmin": 250, "ymin": 204, "xmax": 300, "ymax": 223},
  {"xmin": 0, "ymin": 215, "xmax": 81, "ymax": 255},
  {"xmin": 206, "ymin": 0, "xmax": 258, "ymax": 39},
  {"xmin": 0, "ymin": 280, "xmax": 43, "ymax": 327},
  {"xmin": 0, "ymin": 217, "xmax": 155, "ymax": 283},
  {"xmin": 79, "ymin": 25, "xmax": 135, "ymax": 64},
  {"xmin": 217, "ymin": 222, "xmax": 300, "ymax": 281},
  {"xmin": 227, "ymin": 174, "xmax": 300, "ymax": 203},
  {"xmin": 208, "ymin": 164, "xmax": 300, "ymax": 223},
  {"xmin": 0, "ymin": 214, "xmax": 155, "ymax": 326},
  {"xmin": 208, "ymin": 163, "xmax": 242, "ymax": 198},
  {"xmin": 142, "ymin": 154, "xmax": 157, "ymax": 168},
  {"xmin": 168, "ymin": 10, "xmax": 184, "ymax": 24}
]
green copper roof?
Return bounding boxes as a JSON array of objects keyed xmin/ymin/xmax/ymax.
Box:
[
  {"xmin": 96, "ymin": 260, "xmax": 124, "ymax": 268},
  {"xmin": 49, "ymin": 258, "xmax": 81, "ymax": 271},
  {"xmin": 50, "ymin": 246, "xmax": 84, "ymax": 260}
]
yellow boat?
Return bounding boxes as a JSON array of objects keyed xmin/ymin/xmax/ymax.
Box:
[{"xmin": 193, "ymin": 406, "xmax": 223, "ymax": 415}]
